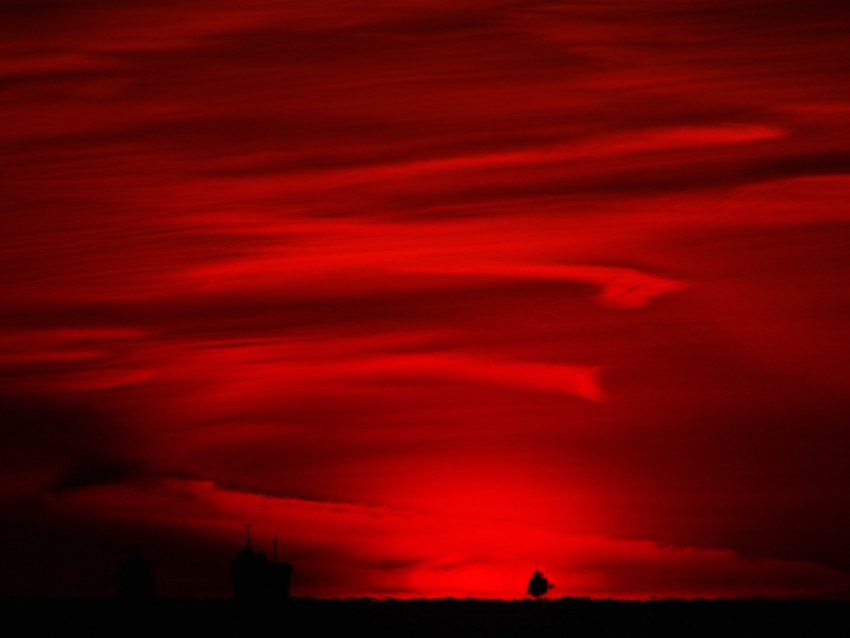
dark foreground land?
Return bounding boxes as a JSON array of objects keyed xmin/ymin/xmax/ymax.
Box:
[{"xmin": 2, "ymin": 596, "xmax": 849, "ymax": 637}]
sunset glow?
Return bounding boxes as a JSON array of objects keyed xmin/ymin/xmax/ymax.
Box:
[{"xmin": 2, "ymin": 0, "xmax": 850, "ymax": 599}]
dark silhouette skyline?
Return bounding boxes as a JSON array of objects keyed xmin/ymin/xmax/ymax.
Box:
[
  {"xmin": 4, "ymin": 528, "xmax": 850, "ymax": 637},
  {"xmin": 231, "ymin": 525, "xmax": 293, "ymax": 601}
]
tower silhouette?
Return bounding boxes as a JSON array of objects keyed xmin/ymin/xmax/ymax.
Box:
[{"xmin": 231, "ymin": 525, "xmax": 293, "ymax": 601}]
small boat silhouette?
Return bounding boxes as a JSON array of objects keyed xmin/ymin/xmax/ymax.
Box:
[{"xmin": 527, "ymin": 565, "xmax": 554, "ymax": 597}]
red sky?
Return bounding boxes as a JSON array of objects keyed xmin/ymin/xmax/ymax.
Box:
[{"xmin": 2, "ymin": 0, "xmax": 850, "ymax": 599}]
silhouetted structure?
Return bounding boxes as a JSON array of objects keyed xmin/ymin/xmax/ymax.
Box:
[
  {"xmin": 231, "ymin": 525, "xmax": 293, "ymax": 601},
  {"xmin": 115, "ymin": 549, "xmax": 155, "ymax": 598},
  {"xmin": 527, "ymin": 565, "xmax": 553, "ymax": 598}
]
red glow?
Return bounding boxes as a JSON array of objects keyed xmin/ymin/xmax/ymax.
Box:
[{"xmin": 2, "ymin": 0, "xmax": 850, "ymax": 599}]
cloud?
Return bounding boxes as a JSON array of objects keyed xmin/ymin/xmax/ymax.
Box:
[
  {"xmin": 404, "ymin": 262, "xmax": 688, "ymax": 309},
  {"xmin": 349, "ymin": 354, "xmax": 605, "ymax": 400},
  {"xmin": 2, "ymin": 0, "xmax": 850, "ymax": 600},
  {"xmin": 44, "ymin": 478, "xmax": 850, "ymax": 599}
]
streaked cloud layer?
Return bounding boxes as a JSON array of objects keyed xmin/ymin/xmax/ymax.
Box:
[{"xmin": 2, "ymin": 0, "xmax": 849, "ymax": 598}]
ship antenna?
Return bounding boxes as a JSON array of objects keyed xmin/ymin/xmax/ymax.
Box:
[
  {"xmin": 245, "ymin": 523, "xmax": 252, "ymax": 548},
  {"xmin": 273, "ymin": 532, "xmax": 278, "ymax": 563}
]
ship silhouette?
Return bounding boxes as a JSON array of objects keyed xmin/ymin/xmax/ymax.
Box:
[
  {"xmin": 527, "ymin": 565, "xmax": 554, "ymax": 598},
  {"xmin": 231, "ymin": 524, "xmax": 294, "ymax": 601}
]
